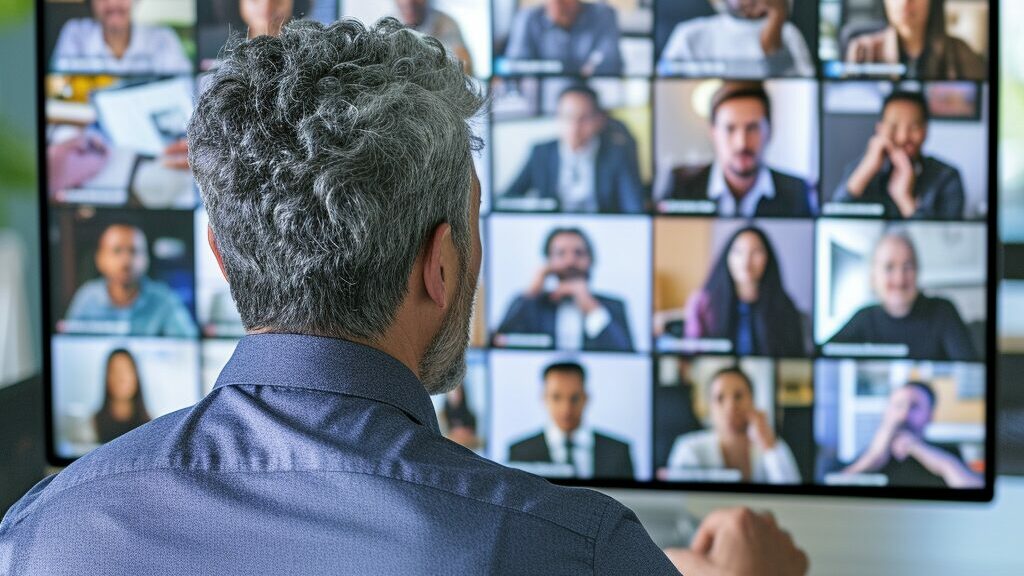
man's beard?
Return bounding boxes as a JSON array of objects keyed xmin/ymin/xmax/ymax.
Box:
[
  {"xmin": 553, "ymin": 266, "xmax": 590, "ymax": 282},
  {"xmin": 419, "ymin": 263, "xmax": 478, "ymax": 395}
]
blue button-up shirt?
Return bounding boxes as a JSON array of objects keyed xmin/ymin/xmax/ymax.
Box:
[
  {"xmin": 504, "ymin": 4, "xmax": 623, "ymax": 75},
  {"xmin": 0, "ymin": 334, "xmax": 678, "ymax": 575},
  {"xmin": 63, "ymin": 276, "xmax": 198, "ymax": 337}
]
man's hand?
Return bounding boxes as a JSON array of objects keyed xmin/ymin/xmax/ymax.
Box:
[
  {"xmin": 746, "ymin": 410, "xmax": 777, "ymax": 451},
  {"xmin": 47, "ymin": 134, "xmax": 110, "ymax": 196},
  {"xmin": 665, "ymin": 508, "xmax": 809, "ymax": 576},
  {"xmin": 525, "ymin": 265, "xmax": 554, "ymax": 298},
  {"xmin": 889, "ymin": 430, "xmax": 921, "ymax": 462},
  {"xmin": 887, "ymin": 147, "xmax": 918, "ymax": 217},
  {"xmin": 846, "ymin": 134, "xmax": 891, "ymax": 198},
  {"xmin": 549, "ymin": 278, "xmax": 600, "ymax": 315},
  {"xmin": 759, "ymin": 0, "xmax": 788, "ymax": 56}
]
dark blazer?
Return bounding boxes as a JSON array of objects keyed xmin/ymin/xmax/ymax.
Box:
[
  {"xmin": 502, "ymin": 126, "xmax": 646, "ymax": 214},
  {"xmin": 665, "ymin": 164, "xmax": 815, "ymax": 217},
  {"xmin": 508, "ymin": 431, "xmax": 635, "ymax": 479},
  {"xmin": 495, "ymin": 293, "xmax": 634, "ymax": 352},
  {"xmin": 831, "ymin": 155, "xmax": 965, "ymax": 220}
]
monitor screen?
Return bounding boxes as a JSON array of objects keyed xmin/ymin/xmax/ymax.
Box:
[{"xmin": 40, "ymin": 0, "xmax": 995, "ymax": 501}]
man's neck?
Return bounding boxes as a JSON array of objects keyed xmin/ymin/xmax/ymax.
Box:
[
  {"xmin": 107, "ymin": 280, "xmax": 140, "ymax": 307},
  {"xmin": 549, "ymin": 8, "xmax": 581, "ymax": 30},
  {"xmin": 103, "ymin": 27, "xmax": 131, "ymax": 59},
  {"xmin": 723, "ymin": 170, "xmax": 758, "ymax": 200}
]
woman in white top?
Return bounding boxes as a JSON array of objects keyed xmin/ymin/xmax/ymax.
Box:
[
  {"xmin": 666, "ymin": 366, "xmax": 801, "ymax": 484},
  {"xmin": 52, "ymin": 0, "xmax": 191, "ymax": 75}
]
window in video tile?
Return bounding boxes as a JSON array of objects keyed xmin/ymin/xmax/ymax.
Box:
[
  {"xmin": 815, "ymin": 219, "xmax": 986, "ymax": 360},
  {"xmin": 488, "ymin": 350, "xmax": 652, "ymax": 481},
  {"xmin": 814, "ymin": 358, "xmax": 985, "ymax": 488}
]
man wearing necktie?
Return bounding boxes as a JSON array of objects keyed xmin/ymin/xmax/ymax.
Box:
[{"xmin": 508, "ymin": 361, "xmax": 635, "ymax": 479}]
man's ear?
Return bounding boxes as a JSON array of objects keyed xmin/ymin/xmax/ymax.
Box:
[
  {"xmin": 423, "ymin": 223, "xmax": 454, "ymax": 310},
  {"xmin": 207, "ymin": 226, "xmax": 228, "ymax": 281}
]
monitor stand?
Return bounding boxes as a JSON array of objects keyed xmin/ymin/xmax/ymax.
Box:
[{"xmin": 599, "ymin": 489, "xmax": 702, "ymax": 549}]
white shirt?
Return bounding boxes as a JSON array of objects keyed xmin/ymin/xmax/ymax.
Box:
[
  {"xmin": 708, "ymin": 162, "xmax": 776, "ymax": 218},
  {"xmin": 544, "ymin": 425, "xmax": 595, "ymax": 479},
  {"xmin": 557, "ymin": 138, "xmax": 599, "ymax": 212},
  {"xmin": 666, "ymin": 429, "xmax": 801, "ymax": 484},
  {"xmin": 660, "ymin": 13, "xmax": 814, "ymax": 77},
  {"xmin": 51, "ymin": 18, "xmax": 191, "ymax": 75},
  {"xmin": 555, "ymin": 299, "xmax": 612, "ymax": 350}
]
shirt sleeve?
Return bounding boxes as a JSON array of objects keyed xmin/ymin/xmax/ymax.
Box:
[
  {"xmin": 504, "ymin": 10, "xmax": 533, "ymax": 60},
  {"xmin": 64, "ymin": 281, "xmax": 95, "ymax": 321},
  {"xmin": 934, "ymin": 166, "xmax": 966, "ymax": 220},
  {"xmin": 154, "ymin": 27, "xmax": 192, "ymax": 74},
  {"xmin": 660, "ymin": 23, "xmax": 693, "ymax": 62},
  {"xmin": 51, "ymin": 19, "xmax": 84, "ymax": 71},
  {"xmin": 761, "ymin": 440, "xmax": 802, "ymax": 484},
  {"xmin": 0, "ymin": 474, "xmax": 59, "ymax": 573},
  {"xmin": 591, "ymin": 8, "xmax": 623, "ymax": 75},
  {"xmin": 666, "ymin": 434, "xmax": 702, "ymax": 470},
  {"xmin": 782, "ymin": 23, "xmax": 815, "ymax": 77},
  {"xmin": 584, "ymin": 305, "xmax": 612, "ymax": 340},
  {"xmin": 937, "ymin": 299, "xmax": 979, "ymax": 361},
  {"xmin": 593, "ymin": 499, "xmax": 681, "ymax": 575}
]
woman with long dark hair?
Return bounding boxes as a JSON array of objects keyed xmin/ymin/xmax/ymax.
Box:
[
  {"xmin": 685, "ymin": 225, "xmax": 806, "ymax": 357},
  {"xmin": 845, "ymin": 0, "xmax": 985, "ymax": 80},
  {"xmin": 93, "ymin": 348, "xmax": 151, "ymax": 443}
]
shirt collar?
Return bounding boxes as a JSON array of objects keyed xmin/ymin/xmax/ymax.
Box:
[
  {"xmin": 707, "ymin": 162, "xmax": 775, "ymax": 201},
  {"xmin": 559, "ymin": 137, "xmax": 599, "ymax": 161},
  {"xmin": 544, "ymin": 424, "xmax": 594, "ymax": 449},
  {"xmin": 215, "ymin": 333, "xmax": 441, "ymax": 435}
]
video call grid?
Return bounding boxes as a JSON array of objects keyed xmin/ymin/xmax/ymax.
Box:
[{"xmin": 39, "ymin": 0, "xmax": 992, "ymax": 494}]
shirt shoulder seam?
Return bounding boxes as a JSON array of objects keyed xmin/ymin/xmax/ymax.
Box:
[{"xmin": 14, "ymin": 464, "xmax": 605, "ymax": 542}]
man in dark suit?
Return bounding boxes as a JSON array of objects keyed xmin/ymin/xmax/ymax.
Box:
[
  {"xmin": 501, "ymin": 84, "xmax": 646, "ymax": 213},
  {"xmin": 493, "ymin": 227, "xmax": 634, "ymax": 352},
  {"xmin": 661, "ymin": 81, "xmax": 815, "ymax": 217},
  {"xmin": 508, "ymin": 361, "xmax": 634, "ymax": 479}
]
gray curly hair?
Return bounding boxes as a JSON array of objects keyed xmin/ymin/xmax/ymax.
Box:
[{"xmin": 188, "ymin": 18, "xmax": 485, "ymax": 342}]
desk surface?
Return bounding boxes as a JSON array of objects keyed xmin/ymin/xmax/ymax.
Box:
[{"xmin": 607, "ymin": 476, "xmax": 1024, "ymax": 576}]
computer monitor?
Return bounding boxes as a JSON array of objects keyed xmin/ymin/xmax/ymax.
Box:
[{"xmin": 39, "ymin": 0, "xmax": 996, "ymax": 501}]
